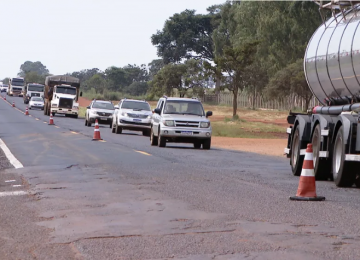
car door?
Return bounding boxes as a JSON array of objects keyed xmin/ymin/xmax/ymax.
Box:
[{"xmin": 152, "ymin": 99, "xmax": 165, "ymax": 136}]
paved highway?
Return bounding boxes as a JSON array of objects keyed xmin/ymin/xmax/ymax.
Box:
[{"xmin": 1, "ymin": 94, "xmax": 360, "ymax": 260}]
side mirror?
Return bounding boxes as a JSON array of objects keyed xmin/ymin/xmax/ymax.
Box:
[
  {"xmin": 206, "ymin": 111, "xmax": 213, "ymax": 118},
  {"xmin": 154, "ymin": 108, "xmax": 161, "ymax": 115},
  {"xmin": 86, "ymin": 106, "xmax": 90, "ymax": 109},
  {"xmin": 80, "ymin": 91, "xmax": 83, "ymax": 97}
]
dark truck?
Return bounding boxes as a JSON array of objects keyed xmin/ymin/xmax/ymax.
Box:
[{"xmin": 44, "ymin": 75, "xmax": 82, "ymax": 118}]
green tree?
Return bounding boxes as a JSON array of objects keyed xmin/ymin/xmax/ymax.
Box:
[
  {"xmin": 148, "ymin": 59, "xmax": 164, "ymax": 80},
  {"xmin": 151, "ymin": 8, "xmax": 221, "ymax": 63},
  {"xmin": 18, "ymin": 61, "xmax": 49, "ymax": 77},
  {"xmin": 86, "ymin": 74, "xmax": 107, "ymax": 94},
  {"xmin": 2, "ymin": 78, "xmax": 10, "ymax": 84},
  {"xmin": 215, "ymin": 42, "xmax": 259, "ymax": 117},
  {"xmin": 124, "ymin": 82, "xmax": 149, "ymax": 96},
  {"xmin": 24, "ymin": 71, "xmax": 47, "ymax": 84},
  {"xmin": 266, "ymin": 59, "xmax": 312, "ymax": 111}
]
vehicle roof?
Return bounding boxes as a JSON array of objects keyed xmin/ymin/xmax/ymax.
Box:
[
  {"xmin": 163, "ymin": 97, "xmax": 200, "ymax": 102},
  {"xmin": 121, "ymin": 99, "xmax": 149, "ymax": 103},
  {"xmin": 93, "ymin": 99, "xmax": 112, "ymax": 103}
]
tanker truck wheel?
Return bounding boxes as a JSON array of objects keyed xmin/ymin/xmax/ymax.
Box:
[
  {"xmin": 290, "ymin": 125, "xmax": 304, "ymax": 176},
  {"xmin": 332, "ymin": 126, "xmax": 356, "ymax": 187},
  {"xmin": 311, "ymin": 124, "xmax": 331, "ymax": 180}
]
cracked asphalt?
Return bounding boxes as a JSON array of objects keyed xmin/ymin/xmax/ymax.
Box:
[{"xmin": 2, "ymin": 94, "xmax": 360, "ymax": 260}]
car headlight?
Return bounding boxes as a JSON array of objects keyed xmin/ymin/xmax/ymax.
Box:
[
  {"xmin": 121, "ymin": 112, "xmax": 128, "ymax": 117},
  {"xmin": 163, "ymin": 120, "xmax": 175, "ymax": 126},
  {"xmin": 73, "ymin": 106, "xmax": 79, "ymax": 109},
  {"xmin": 147, "ymin": 115, "xmax": 151, "ymax": 119},
  {"xmin": 200, "ymin": 122, "xmax": 210, "ymax": 128}
]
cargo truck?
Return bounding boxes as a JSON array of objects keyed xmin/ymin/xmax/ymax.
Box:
[
  {"xmin": 23, "ymin": 83, "xmax": 45, "ymax": 104},
  {"xmin": 285, "ymin": 1, "xmax": 360, "ymax": 188},
  {"xmin": 7, "ymin": 77, "xmax": 24, "ymax": 97},
  {"xmin": 44, "ymin": 75, "xmax": 82, "ymax": 118}
]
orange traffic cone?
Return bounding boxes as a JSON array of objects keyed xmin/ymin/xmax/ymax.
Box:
[
  {"xmin": 92, "ymin": 119, "xmax": 102, "ymax": 141},
  {"xmin": 12, "ymin": 101, "xmax": 15, "ymax": 107},
  {"xmin": 48, "ymin": 115, "xmax": 55, "ymax": 125},
  {"xmin": 290, "ymin": 144, "xmax": 325, "ymax": 201},
  {"xmin": 25, "ymin": 107, "xmax": 29, "ymax": 115}
]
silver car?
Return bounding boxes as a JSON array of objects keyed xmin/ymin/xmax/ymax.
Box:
[
  {"xmin": 85, "ymin": 99, "xmax": 115, "ymax": 127},
  {"xmin": 112, "ymin": 99, "xmax": 152, "ymax": 135},
  {"xmin": 150, "ymin": 97, "xmax": 213, "ymax": 149},
  {"xmin": 29, "ymin": 96, "xmax": 44, "ymax": 110}
]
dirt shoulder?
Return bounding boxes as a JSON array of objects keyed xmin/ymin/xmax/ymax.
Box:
[{"xmin": 212, "ymin": 137, "xmax": 287, "ymax": 157}]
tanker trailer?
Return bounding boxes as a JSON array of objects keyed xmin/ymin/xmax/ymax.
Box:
[{"xmin": 284, "ymin": 2, "xmax": 360, "ymax": 187}]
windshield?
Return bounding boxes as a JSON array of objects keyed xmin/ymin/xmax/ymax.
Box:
[
  {"xmin": 92, "ymin": 102, "xmax": 114, "ymax": 110},
  {"xmin": 12, "ymin": 81, "xmax": 24, "ymax": 86},
  {"xmin": 2, "ymin": 85, "xmax": 8, "ymax": 88},
  {"xmin": 56, "ymin": 86, "xmax": 76, "ymax": 95},
  {"xmin": 163, "ymin": 100, "xmax": 204, "ymax": 116},
  {"xmin": 121, "ymin": 101, "xmax": 151, "ymax": 111},
  {"xmin": 31, "ymin": 97, "xmax": 43, "ymax": 102},
  {"xmin": 28, "ymin": 85, "xmax": 44, "ymax": 92}
]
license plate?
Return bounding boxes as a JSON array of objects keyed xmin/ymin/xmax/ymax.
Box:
[
  {"xmin": 181, "ymin": 131, "xmax": 193, "ymax": 135},
  {"xmin": 101, "ymin": 117, "xmax": 107, "ymax": 120},
  {"xmin": 133, "ymin": 119, "xmax": 141, "ymax": 122}
]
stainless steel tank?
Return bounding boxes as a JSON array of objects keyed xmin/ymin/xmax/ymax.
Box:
[{"xmin": 305, "ymin": 6, "xmax": 360, "ymax": 106}]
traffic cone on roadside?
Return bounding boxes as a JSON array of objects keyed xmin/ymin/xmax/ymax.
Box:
[
  {"xmin": 12, "ymin": 101, "xmax": 15, "ymax": 107},
  {"xmin": 290, "ymin": 144, "xmax": 325, "ymax": 201},
  {"xmin": 92, "ymin": 119, "xmax": 102, "ymax": 141},
  {"xmin": 25, "ymin": 107, "xmax": 29, "ymax": 115},
  {"xmin": 48, "ymin": 115, "xmax": 55, "ymax": 125}
]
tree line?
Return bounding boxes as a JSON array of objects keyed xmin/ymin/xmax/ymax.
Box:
[{"xmin": 3, "ymin": 1, "xmax": 326, "ymax": 115}]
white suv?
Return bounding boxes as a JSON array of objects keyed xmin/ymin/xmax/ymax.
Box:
[
  {"xmin": 150, "ymin": 96, "xmax": 213, "ymax": 149},
  {"xmin": 112, "ymin": 99, "xmax": 152, "ymax": 135},
  {"xmin": 85, "ymin": 99, "xmax": 115, "ymax": 127}
]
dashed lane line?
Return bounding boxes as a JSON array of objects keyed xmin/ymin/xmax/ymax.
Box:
[
  {"xmin": 0, "ymin": 191, "xmax": 27, "ymax": 197},
  {"xmin": 5, "ymin": 180, "xmax": 16, "ymax": 183},
  {"xmin": 12, "ymin": 185, "xmax": 22, "ymax": 187},
  {"xmin": 54, "ymin": 126, "xmax": 60, "ymax": 128},
  {"xmin": 135, "ymin": 150, "xmax": 152, "ymax": 156},
  {"xmin": 0, "ymin": 138, "xmax": 24, "ymax": 169},
  {"xmin": 71, "ymin": 131, "xmax": 78, "ymax": 134}
]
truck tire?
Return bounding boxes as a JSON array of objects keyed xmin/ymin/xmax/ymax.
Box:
[
  {"xmin": 332, "ymin": 126, "xmax": 356, "ymax": 187},
  {"xmin": 203, "ymin": 138, "xmax": 211, "ymax": 150},
  {"xmin": 150, "ymin": 127, "xmax": 158, "ymax": 146},
  {"xmin": 290, "ymin": 125, "xmax": 304, "ymax": 176},
  {"xmin": 158, "ymin": 127, "xmax": 166, "ymax": 147},
  {"xmin": 116, "ymin": 124, "xmax": 122, "ymax": 134},
  {"xmin": 311, "ymin": 124, "xmax": 331, "ymax": 180}
]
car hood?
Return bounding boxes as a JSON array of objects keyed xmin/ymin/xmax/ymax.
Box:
[
  {"xmin": 122, "ymin": 109, "xmax": 152, "ymax": 116},
  {"xmin": 30, "ymin": 101, "xmax": 44, "ymax": 104},
  {"xmin": 161, "ymin": 114, "xmax": 209, "ymax": 122}
]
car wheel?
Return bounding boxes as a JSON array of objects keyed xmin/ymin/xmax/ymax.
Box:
[
  {"xmin": 29, "ymin": 106, "xmax": 32, "ymax": 110},
  {"xmin": 158, "ymin": 128, "xmax": 166, "ymax": 147},
  {"xmin": 150, "ymin": 127, "xmax": 158, "ymax": 146},
  {"xmin": 112, "ymin": 123, "xmax": 116, "ymax": 133},
  {"xmin": 52, "ymin": 112, "xmax": 55, "ymax": 116},
  {"xmin": 116, "ymin": 123, "xmax": 122, "ymax": 134},
  {"xmin": 193, "ymin": 142, "xmax": 201, "ymax": 149},
  {"xmin": 87, "ymin": 117, "xmax": 92, "ymax": 127},
  {"xmin": 203, "ymin": 138, "xmax": 211, "ymax": 150},
  {"xmin": 85, "ymin": 119, "xmax": 88, "ymax": 126}
]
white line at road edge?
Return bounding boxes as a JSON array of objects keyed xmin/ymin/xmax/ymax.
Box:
[
  {"xmin": 0, "ymin": 138, "xmax": 24, "ymax": 169},
  {"xmin": 0, "ymin": 191, "xmax": 27, "ymax": 197}
]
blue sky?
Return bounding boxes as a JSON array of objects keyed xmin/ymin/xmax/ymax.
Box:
[{"xmin": 0, "ymin": 0, "xmax": 223, "ymax": 79}]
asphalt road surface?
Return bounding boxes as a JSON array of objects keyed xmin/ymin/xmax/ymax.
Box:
[{"xmin": 2, "ymin": 94, "xmax": 360, "ymax": 260}]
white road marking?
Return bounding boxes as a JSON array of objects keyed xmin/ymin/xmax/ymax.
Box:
[
  {"xmin": 135, "ymin": 150, "xmax": 152, "ymax": 156},
  {"xmin": 0, "ymin": 138, "xmax": 24, "ymax": 169},
  {"xmin": 5, "ymin": 180, "xmax": 16, "ymax": 183},
  {"xmin": 0, "ymin": 191, "xmax": 27, "ymax": 197},
  {"xmin": 12, "ymin": 185, "xmax": 22, "ymax": 187}
]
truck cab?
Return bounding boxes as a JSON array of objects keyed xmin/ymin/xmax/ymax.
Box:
[
  {"xmin": 50, "ymin": 84, "xmax": 79, "ymax": 117},
  {"xmin": 8, "ymin": 77, "xmax": 24, "ymax": 97},
  {"xmin": 24, "ymin": 83, "xmax": 45, "ymax": 104}
]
